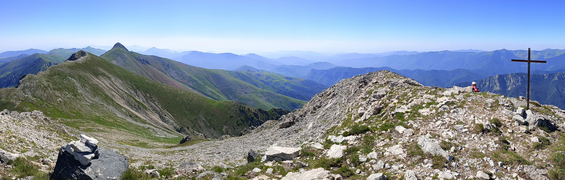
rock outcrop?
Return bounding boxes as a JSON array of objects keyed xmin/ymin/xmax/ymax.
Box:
[
  {"xmin": 0, "ymin": 148, "xmax": 20, "ymax": 163},
  {"xmin": 51, "ymin": 135, "xmax": 128, "ymax": 180},
  {"xmin": 417, "ymin": 136, "xmax": 453, "ymax": 161},
  {"xmin": 265, "ymin": 146, "xmax": 301, "ymax": 161}
]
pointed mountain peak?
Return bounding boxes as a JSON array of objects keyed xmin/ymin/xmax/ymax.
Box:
[
  {"xmin": 112, "ymin": 42, "xmax": 129, "ymax": 51},
  {"xmin": 66, "ymin": 50, "xmax": 88, "ymax": 61}
]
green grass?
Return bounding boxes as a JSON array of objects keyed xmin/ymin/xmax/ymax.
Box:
[
  {"xmin": 492, "ymin": 150, "xmax": 531, "ymax": 166},
  {"xmin": 342, "ymin": 124, "xmax": 371, "ymax": 136},
  {"xmin": 408, "ymin": 141, "xmax": 424, "ymax": 157},
  {"xmin": 378, "ymin": 122, "xmax": 395, "ymax": 131},
  {"xmin": 473, "ymin": 124, "xmax": 485, "ymax": 134},
  {"xmin": 432, "ymin": 155, "xmax": 447, "ymax": 169},
  {"xmin": 332, "ymin": 167, "xmax": 355, "ymax": 178},
  {"xmin": 490, "ymin": 118, "xmax": 502, "ymax": 127},
  {"xmin": 9, "ymin": 157, "xmax": 50, "ymax": 179},
  {"xmin": 314, "ymin": 157, "xmax": 342, "ymax": 170}
]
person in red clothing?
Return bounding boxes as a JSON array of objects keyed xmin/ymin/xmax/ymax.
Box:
[{"xmin": 472, "ymin": 82, "xmax": 480, "ymax": 92}]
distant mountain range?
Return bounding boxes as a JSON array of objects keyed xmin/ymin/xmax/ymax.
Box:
[
  {"xmin": 333, "ymin": 49, "xmax": 565, "ymax": 74},
  {"xmin": 456, "ymin": 72, "xmax": 565, "ymax": 109},
  {"xmin": 0, "ymin": 49, "xmax": 47, "ymax": 59}
]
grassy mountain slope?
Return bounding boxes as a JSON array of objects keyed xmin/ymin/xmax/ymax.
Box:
[
  {"xmin": 0, "ymin": 54, "xmax": 29, "ymax": 64},
  {"xmin": 456, "ymin": 72, "xmax": 565, "ymax": 109},
  {"xmin": 101, "ymin": 43, "xmax": 316, "ymax": 110},
  {"xmin": 0, "ymin": 51, "xmax": 287, "ymax": 143},
  {"xmin": 0, "ymin": 54, "xmax": 60, "ymax": 88}
]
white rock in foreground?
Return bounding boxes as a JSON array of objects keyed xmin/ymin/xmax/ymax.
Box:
[
  {"xmin": 326, "ymin": 144, "xmax": 347, "ymax": 159},
  {"xmin": 0, "ymin": 148, "xmax": 20, "ymax": 163},
  {"xmin": 367, "ymin": 173, "xmax": 387, "ymax": 180},
  {"xmin": 417, "ymin": 136, "xmax": 453, "ymax": 161},
  {"xmin": 476, "ymin": 171, "xmax": 490, "ymax": 179},
  {"xmin": 265, "ymin": 146, "xmax": 301, "ymax": 161}
]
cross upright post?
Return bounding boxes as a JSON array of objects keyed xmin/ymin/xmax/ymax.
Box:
[{"xmin": 511, "ymin": 48, "xmax": 547, "ymax": 110}]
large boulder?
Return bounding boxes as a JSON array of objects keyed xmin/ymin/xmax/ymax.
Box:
[
  {"xmin": 179, "ymin": 135, "xmax": 192, "ymax": 144},
  {"xmin": 0, "ymin": 148, "xmax": 20, "ymax": 163},
  {"xmin": 265, "ymin": 146, "xmax": 301, "ymax": 161},
  {"xmin": 417, "ymin": 136, "xmax": 453, "ymax": 161},
  {"xmin": 531, "ymin": 115, "xmax": 557, "ymax": 131},
  {"xmin": 51, "ymin": 135, "xmax": 128, "ymax": 180},
  {"xmin": 247, "ymin": 149, "xmax": 259, "ymax": 163}
]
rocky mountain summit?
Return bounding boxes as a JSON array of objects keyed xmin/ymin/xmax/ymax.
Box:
[{"xmin": 2, "ymin": 70, "xmax": 565, "ymax": 180}]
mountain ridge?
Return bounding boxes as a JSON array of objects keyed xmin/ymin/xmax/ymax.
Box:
[{"xmin": 100, "ymin": 43, "xmax": 326, "ymax": 110}]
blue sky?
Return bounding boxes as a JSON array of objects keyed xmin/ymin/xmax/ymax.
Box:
[{"xmin": 1, "ymin": 0, "xmax": 564, "ymax": 54}]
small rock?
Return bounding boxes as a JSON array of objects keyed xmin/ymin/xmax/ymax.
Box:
[
  {"xmin": 326, "ymin": 145, "xmax": 347, "ymax": 159},
  {"xmin": 438, "ymin": 170, "xmax": 453, "ymax": 179},
  {"xmin": 395, "ymin": 126, "xmax": 406, "ymax": 134},
  {"xmin": 513, "ymin": 115, "xmax": 527, "ymax": 125},
  {"xmin": 311, "ymin": 143, "xmax": 324, "ymax": 150},
  {"xmin": 498, "ymin": 161, "xmax": 504, "ymax": 167},
  {"xmin": 476, "ymin": 171, "xmax": 490, "ymax": 179},
  {"xmin": 385, "ymin": 145, "xmax": 405, "ymax": 158},
  {"xmin": 79, "ymin": 134, "xmax": 98, "ymax": 148},
  {"xmin": 531, "ymin": 136, "xmax": 540, "ymax": 143},
  {"xmin": 252, "ymin": 167, "xmax": 261, "ymax": 173},
  {"xmin": 150, "ymin": 170, "xmax": 160, "ymax": 178},
  {"xmin": 404, "ymin": 170, "xmax": 417, "ymax": 180},
  {"xmin": 266, "ymin": 168, "xmax": 273, "ymax": 174},
  {"xmin": 252, "ymin": 175, "xmax": 270, "ymax": 180},
  {"xmin": 372, "ymin": 160, "xmax": 384, "ymax": 170},
  {"xmin": 69, "ymin": 141, "xmax": 92, "ymax": 153},
  {"xmin": 367, "ymin": 173, "xmax": 387, "ymax": 180},
  {"xmin": 359, "ymin": 155, "xmax": 367, "ymax": 162},
  {"xmin": 281, "ymin": 168, "xmax": 338, "ymax": 180},
  {"xmin": 367, "ymin": 151, "xmax": 379, "ymax": 159},
  {"xmin": 417, "ymin": 136, "xmax": 453, "ymax": 161}
]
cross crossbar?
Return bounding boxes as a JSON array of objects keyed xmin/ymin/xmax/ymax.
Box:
[
  {"xmin": 510, "ymin": 48, "xmax": 547, "ymax": 110},
  {"xmin": 511, "ymin": 59, "xmax": 547, "ymax": 63}
]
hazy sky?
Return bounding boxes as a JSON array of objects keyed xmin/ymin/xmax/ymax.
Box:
[{"xmin": 1, "ymin": 0, "xmax": 564, "ymax": 53}]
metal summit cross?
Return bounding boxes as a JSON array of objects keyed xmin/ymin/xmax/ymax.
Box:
[{"xmin": 511, "ymin": 48, "xmax": 546, "ymax": 110}]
